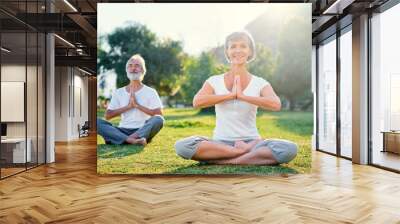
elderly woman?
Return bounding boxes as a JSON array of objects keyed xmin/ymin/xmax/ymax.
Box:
[{"xmin": 174, "ymin": 31, "xmax": 298, "ymax": 165}]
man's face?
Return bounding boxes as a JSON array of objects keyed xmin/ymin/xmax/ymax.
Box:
[{"xmin": 127, "ymin": 59, "xmax": 143, "ymax": 74}]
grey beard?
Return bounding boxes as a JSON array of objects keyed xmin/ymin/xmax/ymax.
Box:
[{"xmin": 127, "ymin": 72, "xmax": 143, "ymax": 81}]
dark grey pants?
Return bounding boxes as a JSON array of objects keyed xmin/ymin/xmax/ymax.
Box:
[{"xmin": 97, "ymin": 115, "xmax": 164, "ymax": 144}]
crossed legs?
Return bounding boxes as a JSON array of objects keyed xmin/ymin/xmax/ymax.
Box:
[
  {"xmin": 210, "ymin": 146, "xmax": 278, "ymax": 165},
  {"xmin": 97, "ymin": 115, "xmax": 164, "ymax": 145},
  {"xmin": 175, "ymin": 136, "xmax": 297, "ymax": 165},
  {"xmin": 191, "ymin": 140, "xmax": 251, "ymax": 160}
]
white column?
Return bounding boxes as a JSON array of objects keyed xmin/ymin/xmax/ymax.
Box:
[
  {"xmin": 352, "ymin": 14, "xmax": 369, "ymax": 164},
  {"xmin": 45, "ymin": 0, "xmax": 55, "ymax": 163},
  {"xmin": 46, "ymin": 33, "xmax": 55, "ymax": 163}
]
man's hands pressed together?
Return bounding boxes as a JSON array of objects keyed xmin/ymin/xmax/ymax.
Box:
[{"xmin": 127, "ymin": 88, "xmax": 138, "ymax": 109}]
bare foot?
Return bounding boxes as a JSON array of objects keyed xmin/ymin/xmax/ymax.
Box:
[
  {"xmin": 126, "ymin": 137, "xmax": 147, "ymax": 146},
  {"xmin": 234, "ymin": 141, "xmax": 252, "ymax": 152}
]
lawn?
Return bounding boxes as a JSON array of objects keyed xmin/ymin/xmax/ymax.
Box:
[{"xmin": 97, "ymin": 108, "xmax": 312, "ymax": 175}]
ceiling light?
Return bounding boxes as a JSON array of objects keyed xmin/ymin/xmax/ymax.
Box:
[
  {"xmin": 78, "ymin": 67, "xmax": 92, "ymax": 76},
  {"xmin": 1, "ymin": 47, "xmax": 11, "ymax": 53},
  {"xmin": 323, "ymin": 0, "xmax": 355, "ymax": 15},
  {"xmin": 63, "ymin": 0, "xmax": 78, "ymax": 12},
  {"xmin": 54, "ymin": 34, "xmax": 75, "ymax": 48}
]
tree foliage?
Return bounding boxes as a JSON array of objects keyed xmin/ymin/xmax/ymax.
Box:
[
  {"xmin": 98, "ymin": 23, "xmax": 184, "ymax": 96},
  {"xmin": 178, "ymin": 52, "xmax": 227, "ymax": 105},
  {"xmin": 248, "ymin": 43, "xmax": 276, "ymax": 83},
  {"xmin": 273, "ymin": 16, "xmax": 312, "ymax": 111}
]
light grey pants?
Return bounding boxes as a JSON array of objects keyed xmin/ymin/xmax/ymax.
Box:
[
  {"xmin": 174, "ymin": 136, "xmax": 298, "ymax": 164},
  {"xmin": 97, "ymin": 115, "xmax": 164, "ymax": 144}
]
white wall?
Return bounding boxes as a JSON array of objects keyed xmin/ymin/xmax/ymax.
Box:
[
  {"xmin": 55, "ymin": 66, "xmax": 69, "ymax": 141},
  {"xmin": 54, "ymin": 67, "xmax": 89, "ymax": 141}
]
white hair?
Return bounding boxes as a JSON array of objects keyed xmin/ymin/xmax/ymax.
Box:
[{"xmin": 126, "ymin": 54, "xmax": 147, "ymax": 76}]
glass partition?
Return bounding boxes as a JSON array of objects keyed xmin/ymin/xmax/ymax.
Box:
[
  {"xmin": 0, "ymin": 1, "xmax": 46, "ymax": 179},
  {"xmin": 1, "ymin": 30, "xmax": 28, "ymax": 177}
]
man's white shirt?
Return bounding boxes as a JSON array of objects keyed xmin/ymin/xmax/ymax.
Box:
[{"xmin": 107, "ymin": 85, "xmax": 163, "ymax": 129}]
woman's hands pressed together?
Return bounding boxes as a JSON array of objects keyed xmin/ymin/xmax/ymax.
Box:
[
  {"xmin": 230, "ymin": 75, "xmax": 281, "ymax": 111},
  {"xmin": 228, "ymin": 75, "xmax": 245, "ymax": 100}
]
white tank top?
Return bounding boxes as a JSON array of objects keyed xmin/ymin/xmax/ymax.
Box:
[{"xmin": 206, "ymin": 74, "xmax": 270, "ymax": 141}]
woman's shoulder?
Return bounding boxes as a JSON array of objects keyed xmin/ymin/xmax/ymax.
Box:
[
  {"xmin": 206, "ymin": 73, "xmax": 225, "ymax": 84},
  {"xmin": 251, "ymin": 75, "xmax": 270, "ymax": 86}
]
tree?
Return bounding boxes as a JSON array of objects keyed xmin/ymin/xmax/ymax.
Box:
[
  {"xmin": 98, "ymin": 23, "xmax": 185, "ymax": 98},
  {"xmin": 179, "ymin": 52, "xmax": 227, "ymax": 111},
  {"xmin": 248, "ymin": 43, "xmax": 276, "ymax": 83},
  {"xmin": 273, "ymin": 16, "xmax": 312, "ymax": 111}
]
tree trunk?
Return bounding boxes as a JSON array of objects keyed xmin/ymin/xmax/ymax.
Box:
[
  {"xmin": 199, "ymin": 106, "xmax": 215, "ymax": 114},
  {"xmin": 166, "ymin": 96, "xmax": 173, "ymax": 108},
  {"xmin": 288, "ymin": 97, "xmax": 295, "ymax": 111}
]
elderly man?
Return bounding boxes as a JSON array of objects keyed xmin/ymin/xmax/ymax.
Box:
[{"xmin": 97, "ymin": 54, "xmax": 164, "ymax": 145}]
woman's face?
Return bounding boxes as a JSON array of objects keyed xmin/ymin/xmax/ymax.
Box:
[{"xmin": 226, "ymin": 38, "xmax": 252, "ymax": 65}]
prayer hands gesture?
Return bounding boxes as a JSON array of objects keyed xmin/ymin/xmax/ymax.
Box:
[
  {"xmin": 128, "ymin": 88, "xmax": 138, "ymax": 109},
  {"xmin": 229, "ymin": 75, "xmax": 244, "ymax": 100}
]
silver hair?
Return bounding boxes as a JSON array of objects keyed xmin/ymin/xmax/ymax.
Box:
[
  {"xmin": 224, "ymin": 30, "xmax": 256, "ymax": 63},
  {"xmin": 126, "ymin": 54, "xmax": 147, "ymax": 76}
]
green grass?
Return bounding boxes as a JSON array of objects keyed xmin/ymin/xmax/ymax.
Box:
[{"xmin": 97, "ymin": 108, "xmax": 312, "ymax": 175}]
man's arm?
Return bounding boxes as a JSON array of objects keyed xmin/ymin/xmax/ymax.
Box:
[
  {"xmin": 135, "ymin": 89, "xmax": 163, "ymax": 116},
  {"xmin": 105, "ymin": 106, "xmax": 131, "ymax": 120},
  {"xmin": 104, "ymin": 90, "xmax": 135, "ymax": 120},
  {"xmin": 136, "ymin": 105, "xmax": 162, "ymax": 116},
  {"xmin": 106, "ymin": 92, "xmax": 163, "ymax": 119}
]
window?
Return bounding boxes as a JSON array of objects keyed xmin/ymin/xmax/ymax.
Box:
[
  {"xmin": 339, "ymin": 28, "xmax": 352, "ymax": 158},
  {"xmin": 317, "ymin": 36, "xmax": 337, "ymax": 154},
  {"xmin": 371, "ymin": 3, "xmax": 400, "ymax": 171}
]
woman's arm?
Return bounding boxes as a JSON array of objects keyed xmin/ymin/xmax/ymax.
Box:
[
  {"xmin": 237, "ymin": 82, "xmax": 281, "ymax": 111},
  {"xmin": 193, "ymin": 81, "xmax": 235, "ymax": 109}
]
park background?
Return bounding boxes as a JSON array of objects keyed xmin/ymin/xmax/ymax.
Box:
[{"xmin": 97, "ymin": 3, "xmax": 313, "ymax": 175}]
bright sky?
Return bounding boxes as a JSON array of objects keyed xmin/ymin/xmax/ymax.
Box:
[{"xmin": 98, "ymin": 3, "xmax": 273, "ymax": 56}]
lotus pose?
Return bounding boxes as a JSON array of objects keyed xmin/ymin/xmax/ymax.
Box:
[
  {"xmin": 174, "ymin": 31, "xmax": 297, "ymax": 165},
  {"xmin": 97, "ymin": 54, "xmax": 164, "ymax": 146}
]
